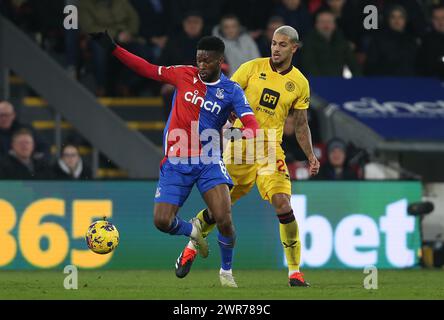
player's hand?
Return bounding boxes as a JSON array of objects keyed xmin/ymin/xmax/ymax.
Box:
[
  {"xmin": 223, "ymin": 127, "xmax": 243, "ymax": 141},
  {"xmin": 89, "ymin": 30, "xmax": 117, "ymax": 52},
  {"xmin": 308, "ymin": 155, "xmax": 320, "ymax": 176},
  {"xmin": 228, "ymin": 112, "xmax": 238, "ymax": 124}
]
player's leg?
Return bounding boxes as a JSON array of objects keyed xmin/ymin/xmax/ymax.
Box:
[
  {"xmin": 270, "ymin": 193, "xmax": 308, "ymax": 287},
  {"xmin": 153, "ymin": 202, "xmax": 208, "ymax": 256},
  {"xmin": 256, "ymin": 153, "xmax": 309, "ymax": 287},
  {"xmin": 196, "ymin": 162, "xmax": 257, "ymax": 237},
  {"xmin": 175, "ymin": 163, "xmax": 256, "ymax": 279},
  {"xmin": 202, "ymin": 183, "xmax": 238, "ymax": 288},
  {"xmin": 153, "ymin": 160, "xmax": 208, "ymax": 258}
]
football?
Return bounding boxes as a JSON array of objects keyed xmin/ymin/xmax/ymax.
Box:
[{"xmin": 86, "ymin": 219, "xmax": 120, "ymax": 254}]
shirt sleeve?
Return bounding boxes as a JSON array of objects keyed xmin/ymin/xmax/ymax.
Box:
[
  {"xmin": 230, "ymin": 60, "xmax": 253, "ymax": 89},
  {"xmin": 157, "ymin": 65, "xmax": 187, "ymax": 86},
  {"xmin": 293, "ymin": 77, "xmax": 310, "ymax": 110},
  {"xmin": 112, "ymin": 46, "xmax": 183, "ymax": 86},
  {"xmin": 231, "ymin": 83, "xmax": 254, "ymax": 118}
]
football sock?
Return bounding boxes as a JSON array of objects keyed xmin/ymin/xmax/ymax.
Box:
[
  {"xmin": 196, "ymin": 208, "xmax": 217, "ymax": 238},
  {"xmin": 167, "ymin": 217, "xmax": 192, "ymax": 236},
  {"xmin": 218, "ymin": 233, "xmax": 235, "ymax": 271},
  {"xmin": 277, "ymin": 210, "xmax": 301, "ymax": 275}
]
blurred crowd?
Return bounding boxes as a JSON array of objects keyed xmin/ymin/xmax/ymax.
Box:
[
  {"xmin": 1, "ymin": 0, "xmax": 443, "ymax": 96},
  {"xmin": 0, "ymin": 100, "xmax": 91, "ymax": 180},
  {"xmin": 1, "ymin": 0, "xmax": 442, "ymax": 181}
]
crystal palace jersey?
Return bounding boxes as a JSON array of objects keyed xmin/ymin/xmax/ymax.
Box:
[{"xmin": 158, "ymin": 66, "xmax": 253, "ymax": 158}]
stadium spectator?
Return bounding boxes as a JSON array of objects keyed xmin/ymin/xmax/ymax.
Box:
[
  {"xmin": 1, "ymin": 0, "xmax": 79, "ymax": 74},
  {"xmin": 52, "ymin": 144, "xmax": 91, "ymax": 180},
  {"xmin": 321, "ymin": 0, "xmax": 363, "ymax": 49},
  {"xmin": 417, "ymin": 5, "xmax": 444, "ymax": 79},
  {"xmin": 394, "ymin": 0, "xmax": 427, "ymax": 37},
  {"xmin": 0, "ymin": 0, "xmax": 34, "ymax": 33},
  {"xmin": 212, "ymin": 14, "xmax": 261, "ymax": 76},
  {"xmin": 165, "ymin": 0, "xmax": 224, "ymax": 35},
  {"xmin": 221, "ymin": 0, "xmax": 276, "ymax": 38},
  {"xmin": 130, "ymin": 0, "xmax": 168, "ymax": 60},
  {"xmin": 158, "ymin": 11, "xmax": 205, "ymax": 68},
  {"xmin": 365, "ymin": 5, "xmax": 419, "ymax": 76},
  {"xmin": 314, "ymin": 137, "xmax": 359, "ymax": 180},
  {"xmin": 256, "ymin": 16, "xmax": 285, "ymax": 58},
  {"xmin": 273, "ymin": 0, "xmax": 312, "ymax": 40},
  {"xmin": 79, "ymin": 0, "xmax": 151, "ymax": 95},
  {"xmin": 306, "ymin": 0, "xmax": 323, "ymax": 14},
  {"xmin": 158, "ymin": 11, "xmax": 205, "ymax": 119},
  {"xmin": 0, "ymin": 128, "xmax": 52, "ymax": 179},
  {"xmin": 0, "ymin": 101, "xmax": 50, "ymax": 160},
  {"xmin": 301, "ymin": 9, "xmax": 361, "ymax": 76}
]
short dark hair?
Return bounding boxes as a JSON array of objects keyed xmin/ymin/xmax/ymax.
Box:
[
  {"xmin": 431, "ymin": 4, "xmax": 444, "ymax": 15},
  {"xmin": 12, "ymin": 128, "xmax": 33, "ymax": 141},
  {"xmin": 314, "ymin": 8, "xmax": 335, "ymax": 22},
  {"xmin": 221, "ymin": 14, "xmax": 239, "ymax": 23},
  {"xmin": 197, "ymin": 36, "xmax": 225, "ymax": 55}
]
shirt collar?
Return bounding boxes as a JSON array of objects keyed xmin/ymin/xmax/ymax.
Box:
[{"xmin": 269, "ymin": 58, "xmax": 293, "ymax": 75}]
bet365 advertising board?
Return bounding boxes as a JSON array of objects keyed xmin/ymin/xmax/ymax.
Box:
[{"xmin": 0, "ymin": 181, "xmax": 421, "ymax": 270}]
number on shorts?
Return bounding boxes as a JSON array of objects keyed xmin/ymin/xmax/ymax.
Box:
[
  {"xmin": 219, "ymin": 160, "xmax": 229, "ymax": 180},
  {"xmin": 277, "ymin": 159, "xmax": 286, "ymax": 173}
]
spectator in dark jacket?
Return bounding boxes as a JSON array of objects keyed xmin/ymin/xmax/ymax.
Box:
[
  {"xmin": 164, "ymin": 0, "xmax": 224, "ymax": 35},
  {"xmin": 130, "ymin": 0, "xmax": 168, "ymax": 59},
  {"xmin": 0, "ymin": 128, "xmax": 52, "ymax": 180},
  {"xmin": 158, "ymin": 11, "xmax": 204, "ymax": 67},
  {"xmin": 221, "ymin": 0, "xmax": 276, "ymax": 38},
  {"xmin": 256, "ymin": 16, "xmax": 285, "ymax": 58},
  {"xmin": 273, "ymin": 0, "xmax": 312, "ymax": 40},
  {"xmin": 212, "ymin": 14, "xmax": 261, "ymax": 76},
  {"xmin": 52, "ymin": 144, "xmax": 91, "ymax": 180},
  {"xmin": 158, "ymin": 11, "xmax": 205, "ymax": 119},
  {"xmin": 0, "ymin": 101, "xmax": 50, "ymax": 160},
  {"xmin": 418, "ymin": 5, "xmax": 444, "ymax": 79},
  {"xmin": 79, "ymin": 0, "xmax": 152, "ymax": 95},
  {"xmin": 315, "ymin": 138, "xmax": 359, "ymax": 180},
  {"xmin": 322, "ymin": 0, "xmax": 364, "ymax": 49},
  {"xmin": 301, "ymin": 9, "xmax": 361, "ymax": 76},
  {"xmin": 365, "ymin": 5, "xmax": 419, "ymax": 76}
]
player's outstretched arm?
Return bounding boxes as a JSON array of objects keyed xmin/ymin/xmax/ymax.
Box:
[
  {"xmin": 293, "ymin": 109, "xmax": 320, "ymax": 176},
  {"xmin": 89, "ymin": 31, "xmax": 162, "ymax": 81}
]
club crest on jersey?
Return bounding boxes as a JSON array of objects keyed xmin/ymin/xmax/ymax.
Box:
[
  {"xmin": 216, "ymin": 88, "xmax": 225, "ymax": 100},
  {"xmin": 285, "ymin": 81, "xmax": 295, "ymax": 92}
]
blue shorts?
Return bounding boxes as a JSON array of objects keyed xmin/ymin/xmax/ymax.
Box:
[{"xmin": 154, "ymin": 158, "xmax": 233, "ymax": 207}]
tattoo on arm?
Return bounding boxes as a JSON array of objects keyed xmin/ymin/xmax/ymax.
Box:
[{"xmin": 293, "ymin": 109, "xmax": 314, "ymax": 159}]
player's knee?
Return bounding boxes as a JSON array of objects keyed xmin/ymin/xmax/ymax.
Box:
[
  {"xmin": 215, "ymin": 213, "xmax": 234, "ymax": 236},
  {"xmin": 272, "ymin": 194, "xmax": 292, "ymax": 214},
  {"xmin": 153, "ymin": 214, "xmax": 172, "ymax": 233}
]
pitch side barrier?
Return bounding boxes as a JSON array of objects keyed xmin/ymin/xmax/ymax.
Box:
[{"xmin": 0, "ymin": 180, "xmax": 421, "ymax": 270}]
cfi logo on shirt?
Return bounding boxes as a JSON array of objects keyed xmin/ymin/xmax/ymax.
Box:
[{"xmin": 155, "ymin": 187, "xmax": 161, "ymax": 198}]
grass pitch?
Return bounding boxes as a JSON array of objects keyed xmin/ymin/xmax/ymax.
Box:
[{"xmin": 0, "ymin": 269, "xmax": 443, "ymax": 300}]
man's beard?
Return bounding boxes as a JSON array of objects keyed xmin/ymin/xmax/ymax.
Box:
[{"xmin": 272, "ymin": 57, "xmax": 286, "ymax": 68}]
